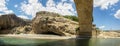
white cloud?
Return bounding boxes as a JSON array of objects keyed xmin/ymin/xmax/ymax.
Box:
[
  {"xmin": 20, "ymin": 0, "xmax": 45, "ymax": 17},
  {"xmin": 18, "ymin": 15, "xmax": 29, "ymax": 19},
  {"xmin": 99, "ymin": 26, "xmax": 105, "ymax": 29},
  {"xmin": 62, "ymin": 0, "xmax": 67, "ymax": 2},
  {"xmin": 14, "ymin": 4, "xmax": 18, "ymax": 8},
  {"xmin": 20, "ymin": 0, "xmax": 76, "ymax": 18},
  {"xmin": 94, "ymin": 0, "xmax": 119, "ymax": 10},
  {"xmin": 46, "ymin": 0, "xmax": 56, "ymax": 7},
  {"xmin": 28, "ymin": 0, "xmax": 38, "ymax": 4},
  {"xmin": 70, "ymin": 0, "xmax": 74, "ymax": 2},
  {"xmin": 0, "ymin": 0, "xmax": 13, "ymax": 15},
  {"xmin": 45, "ymin": 0, "xmax": 75, "ymax": 15},
  {"xmin": 114, "ymin": 9, "xmax": 120, "ymax": 19},
  {"xmin": 61, "ymin": 0, "xmax": 74, "ymax": 2}
]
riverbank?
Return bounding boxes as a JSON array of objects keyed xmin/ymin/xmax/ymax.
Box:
[
  {"xmin": 97, "ymin": 31, "xmax": 120, "ymax": 38},
  {"xmin": 0, "ymin": 34, "xmax": 76, "ymax": 39},
  {"xmin": 0, "ymin": 31, "xmax": 120, "ymax": 39}
]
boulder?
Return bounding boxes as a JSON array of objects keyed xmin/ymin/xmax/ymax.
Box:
[{"xmin": 32, "ymin": 11, "xmax": 79, "ymax": 36}]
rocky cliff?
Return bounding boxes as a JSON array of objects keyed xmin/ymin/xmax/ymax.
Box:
[
  {"xmin": 0, "ymin": 11, "xmax": 79, "ymax": 36},
  {"xmin": 32, "ymin": 11, "xmax": 79, "ymax": 36},
  {"xmin": 0, "ymin": 14, "xmax": 27, "ymax": 34}
]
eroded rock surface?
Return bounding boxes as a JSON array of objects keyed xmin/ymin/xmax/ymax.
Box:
[
  {"xmin": 32, "ymin": 11, "xmax": 79, "ymax": 36},
  {"xmin": 11, "ymin": 24, "xmax": 32, "ymax": 34},
  {"xmin": 0, "ymin": 14, "xmax": 27, "ymax": 34}
]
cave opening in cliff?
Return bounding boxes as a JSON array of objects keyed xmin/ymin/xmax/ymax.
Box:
[{"xmin": 41, "ymin": 31, "xmax": 62, "ymax": 36}]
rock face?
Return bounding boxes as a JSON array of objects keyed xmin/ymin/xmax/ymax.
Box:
[
  {"xmin": 98, "ymin": 31, "xmax": 120, "ymax": 38},
  {"xmin": 74, "ymin": 0, "xmax": 93, "ymax": 37},
  {"xmin": 32, "ymin": 11, "xmax": 79, "ymax": 36},
  {"xmin": 0, "ymin": 14, "xmax": 27, "ymax": 34},
  {"xmin": 11, "ymin": 25, "xmax": 32, "ymax": 34}
]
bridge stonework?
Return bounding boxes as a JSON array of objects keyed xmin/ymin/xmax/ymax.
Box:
[{"xmin": 74, "ymin": 0, "xmax": 93, "ymax": 38}]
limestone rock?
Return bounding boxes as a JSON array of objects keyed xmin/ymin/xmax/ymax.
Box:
[
  {"xmin": 98, "ymin": 31, "xmax": 120, "ymax": 38},
  {"xmin": 11, "ymin": 24, "xmax": 32, "ymax": 34},
  {"xmin": 32, "ymin": 11, "xmax": 79, "ymax": 36},
  {"xmin": 0, "ymin": 14, "xmax": 27, "ymax": 34}
]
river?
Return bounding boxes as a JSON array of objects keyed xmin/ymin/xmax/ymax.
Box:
[{"xmin": 0, "ymin": 37, "xmax": 120, "ymax": 46}]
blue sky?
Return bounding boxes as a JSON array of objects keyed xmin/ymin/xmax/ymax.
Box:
[{"xmin": 0, "ymin": 0, "xmax": 120, "ymax": 30}]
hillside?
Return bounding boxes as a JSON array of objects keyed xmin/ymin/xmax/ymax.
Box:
[
  {"xmin": 0, "ymin": 14, "xmax": 27, "ymax": 34},
  {"xmin": 32, "ymin": 11, "xmax": 79, "ymax": 36},
  {"xmin": 0, "ymin": 11, "xmax": 79, "ymax": 36}
]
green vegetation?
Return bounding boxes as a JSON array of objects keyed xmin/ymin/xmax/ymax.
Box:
[
  {"xmin": 63, "ymin": 15, "xmax": 78, "ymax": 22},
  {"xmin": 75, "ymin": 27, "xmax": 79, "ymax": 32},
  {"xmin": 95, "ymin": 27, "xmax": 101, "ymax": 34},
  {"xmin": 95, "ymin": 28, "xmax": 100, "ymax": 30}
]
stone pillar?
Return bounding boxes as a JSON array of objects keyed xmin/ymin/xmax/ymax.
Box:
[{"xmin": 74, "ymin": 0, "xmax": 93, "ymax": 38}]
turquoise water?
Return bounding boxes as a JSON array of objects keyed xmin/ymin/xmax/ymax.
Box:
[{"xmin": 0, "ymin": 37, "xmax": 120, "ymax": 46}]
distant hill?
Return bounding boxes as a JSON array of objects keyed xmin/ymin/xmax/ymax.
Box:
[{"xmin": 104, "ymin": 30, "xmax": 120, "ymax": 32}]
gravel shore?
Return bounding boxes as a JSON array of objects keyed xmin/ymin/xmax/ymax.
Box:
[
  {"xmin": 0, "ymin": 32, "xmax": 120, "ymax": 39},
  {"xmin": 0, "ymin": 34, "xmax": 76, "ymax": 39}
]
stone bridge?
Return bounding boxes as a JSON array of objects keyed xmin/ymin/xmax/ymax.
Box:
[{"xmin": 74, "ymin": 0, "xmax": 93, "ymax": 38}]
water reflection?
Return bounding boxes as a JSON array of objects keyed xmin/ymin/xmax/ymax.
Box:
[
  {"xmin": 0, "ymin": 37, "xmax": 120, "ymax": 46},
  {"xmin": 76, "ymin": 39, "xmax": 90, "ymax": 46},
  {"xmin": 36, "ymin": 39, "xmax": 76, "ymax": 46}
]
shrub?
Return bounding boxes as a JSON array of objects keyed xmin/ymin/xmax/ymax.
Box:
[{"xmin": 63, "ymin": 15, "xmax": 78, "ymax": 22}]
